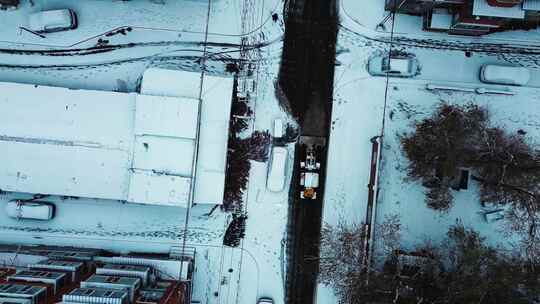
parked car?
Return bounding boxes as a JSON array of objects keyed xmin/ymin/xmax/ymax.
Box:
[
  {"xmin": 267, "ymin": 146, "xmax": 288, "ymax": 192},
  {"xmin": 5, "ymin": 200, "xmax": 55, "ymax": 220},
  {"xmin": 28, "ymin": 9, "xmax": 78, "ymax": 33},
  {"xmin": 368, "ymin": 55, "xmax": 419, "ymax": 78},
  {"xmin": 479, "ymin": 64, "xmax": 530, "ymax": 86},
  {"xmin": 299, "ymin": 146, "xmax": 321, "ymax": 200},
  {"xmin": 257, "ymin": 298, "xmax": 274, "ymax": 304}
]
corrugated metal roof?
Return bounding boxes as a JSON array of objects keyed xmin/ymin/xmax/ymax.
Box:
[
  {"xmin": 473, "ymin": 0, "xmax": 525, "ymax": 18},
  {"xmin": 523, "ymin": 0, "xmax": 540, "ymax": 11}
]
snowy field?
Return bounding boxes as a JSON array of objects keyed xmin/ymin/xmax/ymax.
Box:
[{"xmin": 374, "ymin": 80, "xmax": 540, "ymax": 256}]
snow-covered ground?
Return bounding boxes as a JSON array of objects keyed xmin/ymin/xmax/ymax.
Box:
[
  {"xmin": 0, "ymin": 0, "xmax": 282, "ymax": 48},
  {"xmin": 373, "ymin": 80, "xmax": 540, "ymax": 258},
  {"xmin": 0, "ymin": 0, "xmax": 289, "ymax": 303},
  {"xmin": 318, "ymin": 3, "xmax": 540, "ymax": 299},
  {"xmin": 316, "ymin": 36, "xmax": 388, "ymax": 303}
]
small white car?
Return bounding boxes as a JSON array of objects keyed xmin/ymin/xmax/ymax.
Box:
[
  {"xmin": 257, "ymin": 298, "xmax": 274, "ymax": 304},
  {"xmin": 300, "ymin": 172, "xmax": 319, "ymax": 200},
  {"xmin": 273, "ymin": 119, "xmax": 283, "ymax": 139},
  {"xmin": 267, "ymin": 147, "xmax": 288, "ymax": 192},
  {"xmin": 28, "ymin": 9, "xmax": 78, "ymax": 33},
  {"xmin": 368, "ymin": 55, "xmax": 419, "ymax": 78},
  {"xmin": 480, "ymin": 64, "xmax": 530, "ymax": 86},
  {"xmin": 6, "ymin": 200, "xmax": 55, "ymax": 220}
]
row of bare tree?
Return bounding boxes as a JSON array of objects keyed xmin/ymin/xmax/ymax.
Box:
[{"xmin": 319, "ymin": 221, "xmax": 539, "ymax": 304}]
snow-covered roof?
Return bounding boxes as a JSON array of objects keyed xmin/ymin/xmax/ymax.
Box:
[
  {"xmin": 473, "ymin": 0, "xmax": 525, "ymax": 19},
  {"xmin": 430, "ymin": 11, "xmax": 453, "ymax": 30},
  {"xmin": 0, "ymin": 70, "xmax": 233, "ymax": 207},
  {"xmin": 141, "ymin": 68, "xmax": 233, "ymax": 205},
  {"xmin": 523, "ymin": 0, "xmax": 540, "ymax": 11}
]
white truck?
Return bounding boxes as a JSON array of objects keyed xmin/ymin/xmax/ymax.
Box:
[{"xmin": 299, "ymin": 147, "xmax": 321, "ymax": 200}]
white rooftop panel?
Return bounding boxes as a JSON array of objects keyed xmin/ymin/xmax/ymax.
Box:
[
  {"xmin": 473, "ymin": 0, "xmax": 525, "ymax": 18},
  {"xmin": 0, "ymin": 82, "xmax": 134, "ymax": 148},
  {"xmin": 193, "ymin": 75, "xmax": 233, "ymax": 205},
  {"xmin": 132, "ymin": 135, "xmax": 195, "ymax": 177},
  {"xmin": 194, "ymin": 171, "xmax": 226, "ymax": 204},
  {"xmin": 0, "ymin": 70, "xmax": 232, "ymax": 208},
  {"xmin": 141, "ymin": 68, "xmax": 201, "ymax": 99},
  {"xmin": 0, "ymin": 140, "xmax": 130, "ymax": 200},
  {"xmin": 140, "ymin": 69, "xmax": 233, "ymax": 205},
  {"xmin": 134, "ymin": 95, "xmax": 199, "ymax": 139},
  {"xmin": 127, "ymin": 171, "xmax": 191, "ymax": 207},
  {"xmin": 523, "ymin": 0, "xmax": 540, "ymax": 10}
]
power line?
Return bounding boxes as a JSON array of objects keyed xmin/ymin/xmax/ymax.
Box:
[{"xmin": 178, "ymin": 0, "xmax": 213, "ymax": 285}]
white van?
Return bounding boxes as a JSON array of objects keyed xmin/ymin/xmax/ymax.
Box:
[
  {"xmin": 5, "ymin": 200, "xmax": 55, "ymax": 220},
  {"xmin": 28, "ymin": 9, "xmax": 78, "ymax": 33},
  {"xmin": 273, "ymin": 119, "xmax": 283, "ymax": 139},
  {"xmin": 267, "ymin": 146, "xmax": 288, "ymax": 192},
  {"xmin": 480, "ymin": 64, "xmax": 530, "ymax": 86}
]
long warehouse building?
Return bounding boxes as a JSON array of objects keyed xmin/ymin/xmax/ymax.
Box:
[{"xmin": 0, "ymin": 68, "xmax": 233, "ymax": 208}]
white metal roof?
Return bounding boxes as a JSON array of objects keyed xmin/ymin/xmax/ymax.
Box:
[
  {"xmin": 132, "ymin": 136, "xmax": 195, "ymax": 177},
  {"xmin": 523, "ymin": 0, "xmax": 540, "ymax": 11},
  {"xmin": 127, "ymin": 171, "xmax": 191, "ymax": 206},
  {"xmin": 0, "ymin": 69, "xmax": 232, "ymax": 207},
  {"xmin": 141, "ymin": 68, "xmax": 233, "ymax": 205},
  {"xmin": 141, "ymin": 68, "xmax": 201, "ymax": 99},
  {"xmin": 134, "ymin": 94, "xmax": 199, "ymax": 139},
  {"xmin": 473, "ymin": 0, "xmax": 525, "ymax": 19},
  {"xmin": 0, "ymin": 80, "xmax": 205, "ymax": 207}
]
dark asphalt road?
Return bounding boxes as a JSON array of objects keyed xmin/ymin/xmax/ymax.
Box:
[{"xmin": 278, "ymin": 0, "xmax": 338, "ymax": 303}]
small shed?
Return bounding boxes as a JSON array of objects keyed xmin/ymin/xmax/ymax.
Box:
[
  {"xmin": 8, "ymin": 270, "xmax": 67, "ymax": 294},
  {"xmin": 63, "ymin": 288, "xmax": 128, "ymax": 304},
  {"xmin": 96, "ymin": 264, "xmax": 151, "ymax": 287},
  {"xmin": 81, "ymin": 275, "xmax": 141, "ymax": 303},
  {"xmin": 28, "ymin": 260, "xmax": 84, "ymax": 282}
]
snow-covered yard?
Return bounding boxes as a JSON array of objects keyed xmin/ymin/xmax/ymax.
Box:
[{"xmin": 373, "ymin": 80, "xmax": 540, "ymax": 257}]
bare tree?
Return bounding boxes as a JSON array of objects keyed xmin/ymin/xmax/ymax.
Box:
[
  {"xmin": 401, "ymin": 102, "xmax": 540, "ymax": 241},
  {"xmin": 319, "ymin": 217, "xmax": 402, "ymax": 304},
  {"xmin": 319, "ymin": 222, "xmax": 366, "ymax": 285},
  {"xmin": 377, "ymin": 213, "xmax": 402, "ymax": 254}
]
